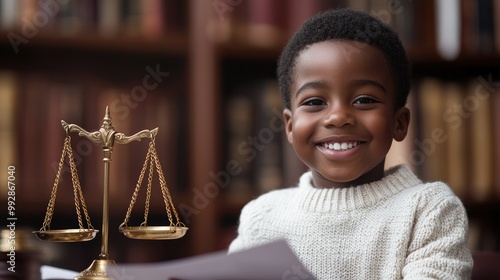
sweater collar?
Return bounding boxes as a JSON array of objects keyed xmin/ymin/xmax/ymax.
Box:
[{"xmin": 295, "ymin": 165, "xmax": 421, "ymax": 212}]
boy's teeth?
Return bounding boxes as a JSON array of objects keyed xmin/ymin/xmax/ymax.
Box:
[{"xmin": 323, "ymin": 142, "xmax": 358, "ymax": 151}]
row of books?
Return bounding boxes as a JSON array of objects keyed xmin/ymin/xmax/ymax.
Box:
[
  {"xmin": 0, "ymin": 0, "xmax": 187, "ymax": 37},
  {"xmin": 208, "ymin": 0, "xmax": 417, "ymax": 48},
  {"xmin": 0, "ymin": 0, "xmax": 417, "ymax": 48},
  {"xmin": 435, "ymin": 0, "xmax": 500, "ymax": 59},
  {"xmin": 2, "ymin": 0, "xmax": 499, "ymax": 59},
  {"xmin": 411, "ymin": 77, "xmax": 500, "ymax": 202},
  {"xmin": 209, "ymin": 0, "xmax": 500, "ymax": 58},
  {"xmin": 0, "ymin": 70, "xmax": 187, "ymax": 213}
]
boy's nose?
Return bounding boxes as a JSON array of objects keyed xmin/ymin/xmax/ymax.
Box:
[{"xmin": 322, "ymin": 105, "xmax": 355, "ymax": 128}]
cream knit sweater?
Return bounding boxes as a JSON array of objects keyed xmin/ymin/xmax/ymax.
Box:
[{"xmin": 228, "ymin": 165, "xmax": 473, "ymax": 279}]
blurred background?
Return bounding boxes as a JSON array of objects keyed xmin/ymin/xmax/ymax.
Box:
[{"xmin": 0, "ymin": 0, "xmax": 499, "ymax": 273}]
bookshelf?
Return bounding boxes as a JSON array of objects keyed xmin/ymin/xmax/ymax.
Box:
[{"xmin": 0, "ymin": 0, "xmax": 499, "ymax": 272}]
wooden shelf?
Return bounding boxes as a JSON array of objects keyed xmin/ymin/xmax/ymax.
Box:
[{"xmin": 0, "ymin": 30, "xmax": 188, "ymax": 56}]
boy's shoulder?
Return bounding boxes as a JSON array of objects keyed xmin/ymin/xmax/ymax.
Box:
[
  {"xmin": 253, "ymin": 186, "xmax": 299, "ymax": 203},
  {"xmin": 398, "ymin": 179, "xmax": 465, "ymax": 212},
  {"xmin": 242, "ymin": 186, "xmax": 299, "ymax": 212},
  {"xmin": 403, "ymin": 179, "xmax": 454, "ymax": 195},
  {"xmin": 384, "ymin": 165, "xmax": 458, "ymax": 199}
]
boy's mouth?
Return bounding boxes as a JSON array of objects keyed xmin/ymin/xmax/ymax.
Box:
[{"xmin": 321, "ymin": 141, "xmax": 361, "ymax": 151}]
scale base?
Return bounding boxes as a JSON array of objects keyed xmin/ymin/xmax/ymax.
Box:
[{"xmin": 75, "ymin": 259, "xmax": 117, "ymax": 280}]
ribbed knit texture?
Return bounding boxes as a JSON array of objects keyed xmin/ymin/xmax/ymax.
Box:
[{"xmin": 228, "ymin": 165, "xmax": 473, "ymax": 279}]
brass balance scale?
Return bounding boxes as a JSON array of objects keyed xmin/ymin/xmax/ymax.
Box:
[{"xmin": 33, "ymin": 107, "xmax": 187, "ymax": 280}]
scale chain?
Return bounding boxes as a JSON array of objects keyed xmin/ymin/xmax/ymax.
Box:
[
  {"xmin": 151, "ymin": 141, "xmax": 183, "ymax": 227},
  {"xmin": 40, "ymin": 136, "xmax": 68, "ymax": 231},
  {"xmin": 66, "ymin": 136, "xmax": 94, "ymax": 230},
  {"xmin": 120, "ymin": 140, "xmax": 153, "ymax": 229},
  {"xmin": 40, "ymin": 136, "xmax": 94, "ymax": 232},
  {"xmin": 120, "ymin": 138, "xmax": 185, "ymax": 230},
  {"xmin": 142, "ymin": 148, "xmax": 155, "ymax": 226}
]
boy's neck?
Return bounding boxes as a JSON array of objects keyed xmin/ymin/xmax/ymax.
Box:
[{"xmin": 311, "ymin": 160, "xmax": 386, "ymax": 189}]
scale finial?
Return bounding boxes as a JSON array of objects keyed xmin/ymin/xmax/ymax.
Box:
[{"xmin": 104, "ymin": 106, "xmax": 111, "ymax": 121}]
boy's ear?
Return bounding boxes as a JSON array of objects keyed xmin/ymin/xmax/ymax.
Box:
[
  {"xmin": 393, "ymin": 106, "xmax": 410, "ymax": 142},
  {"xmin": 283, "ymin": 109, "xmax": 293, "ymax": 144}
]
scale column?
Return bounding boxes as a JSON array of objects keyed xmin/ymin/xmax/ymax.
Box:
[{"xmin": 100, "ymin": 145, "xmax": 113, "ymax": 260}]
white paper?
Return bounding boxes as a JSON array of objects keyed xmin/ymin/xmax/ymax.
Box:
[
  {"xmin": 108, "ymin": 239, "xmax": 315, "ymax": 280},
  {"xmin": 41, "ymin": 265, "xmax": 78, "ymax": 280}
]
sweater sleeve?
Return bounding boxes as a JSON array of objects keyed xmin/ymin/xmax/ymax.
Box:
[
  {"xmin": 402, "ymin": 191, "xmax": 473, "ymax": 279},
  {"xmin": 227, "ymin": 198, "xmax": 265, "ymax": 253}
]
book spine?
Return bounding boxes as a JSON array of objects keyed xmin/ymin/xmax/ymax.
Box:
[
  {"xmin": 414, "ymin": 78, "xmax": 448, "ymax": 183},
  {"xmin": 435, "ymin": 0, "xmax": 461, "ymax": 60},
  {"xmin": 492, "ymin": 87, "xmax": 500, "ymax": 199},
  {"xmin": 467, "ymin": 80, "xmax": 495, "ymax": 202},
  {"xmin": 442, "ymin": 82, "xmax": 469, "ymax": 198},
  {"xmin": 244, "ymin": 0, "xmax": 286, "ymax": 47},
  {"xmin": 0, "ymin": 71, "xmax": 18, "ymax": 196}
]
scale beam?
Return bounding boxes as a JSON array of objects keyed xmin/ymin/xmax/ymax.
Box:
[{"xmin": 61, "ymin": 107, "xmax": 158, "ymax": 147}]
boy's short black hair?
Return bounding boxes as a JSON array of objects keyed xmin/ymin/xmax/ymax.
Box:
[{"xmin": 277, "ymin": 8, "xmax": 411, "ymax": 109}]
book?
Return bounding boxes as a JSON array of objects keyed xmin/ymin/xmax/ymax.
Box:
[
  {"xmin": 415, "ymin": 78, "xmax": 447, "ymax": 183},
  {"xmin": 0, "ymin": 71, "xmax": 18, "ymax": 198},
  {"xmin": 0, "ymin": 0, "xmax": 19, "ymax": 29},
  {"xmin": 435, "ymin": 0, "xmax": 461, "ymax": 60},
  {"xmin": 442, "ymin": 82, "xmax": 468, "ymax": 198},
  {"xmin": 494, "ymin": 86, "xmax": 500, "ymax": 199},
  {"xmin": 18, "ymin": 74, "xmax": 52, "ymax": 203},
  {"xmin": 476, "ymin": 0, "xmax": 495, "ymax": 54},
  {"xmin": 467, "ymin": 80, "xmax": 495, "ymax": 202},
  {"xmin": 97, "ymin": 0, "xmax": 120, "ymax": 36},
  {"xmin": 460, "ymin": 0, "xmax": 478, "ymax": 54},
  {"xmin": 254, "ymin": 81, "xmax": 284, "ymax": 193},
  {"xmin": 244, "ymin": 0, "xmax": 286, "ymax": 47},
  {"xmin": 495, "ymin": 0, "xmax": 500, "ymax": 53},
  {"xmin": 391, "ymin": 0, "xmax": 417, "ymax": 47},
  {"xmin": 286, "ymin": 0, "xmax": 321, "ymax": 37},
  {"xmin": 224, "ymin": 80, "xmax": 293, "ymax": 194},
  {"xmin": 224, "ymin": 89, "xmax": 255, "ymax": 196},
  {"xmin": 140, "ymin": 0, "xmax": 164, "ymax": 38},
  {"xmin": 121, "ymin": 0, "xmax": 142, "ymax": 36}
]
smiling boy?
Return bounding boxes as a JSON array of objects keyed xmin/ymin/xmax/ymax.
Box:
[
  {"xmin": 228, "ymin": 9, "xmax": 472, "ymax": 279},
  {"xmin": 285, "ymin": 39, "xmax": 408, "ymax": 189}
]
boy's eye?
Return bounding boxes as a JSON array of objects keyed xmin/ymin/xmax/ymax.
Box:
[
  {"xmin": 354, "ymin": 96, "xmax": 378, "ymax": 105},
  {"xmin": 302, "ymin": 98, "xmax": 326, "ymax": 106}
]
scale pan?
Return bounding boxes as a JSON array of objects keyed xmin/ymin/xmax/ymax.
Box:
[
  {"xmin": 120, "ymin": 226, "xmax": 188, "ymax": 240},
  {"xmin": 33, "ymin": 229, "xmax": 98, "ymax": 242}
]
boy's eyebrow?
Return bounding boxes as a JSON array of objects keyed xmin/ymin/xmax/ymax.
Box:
[
  {"xmin": 349, "ymin": 79, "xmax": 387, "ymax": 93},
  {"xmin": 295, "ymin": 80, "xmax": 330, "ymax": 98},
  {"xmin": 295, "ymin": 79, "xmax": 387, "ymax": 98}
]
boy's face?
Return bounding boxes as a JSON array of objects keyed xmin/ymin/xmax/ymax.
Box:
[{"xmin": 283, "ymin": 40, "xmax": 409, "ymax": 188}]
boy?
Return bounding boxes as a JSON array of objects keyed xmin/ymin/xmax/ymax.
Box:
[{"xmin": 228, "ymin": 9, "xmax": 473, "ymax": 279}]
